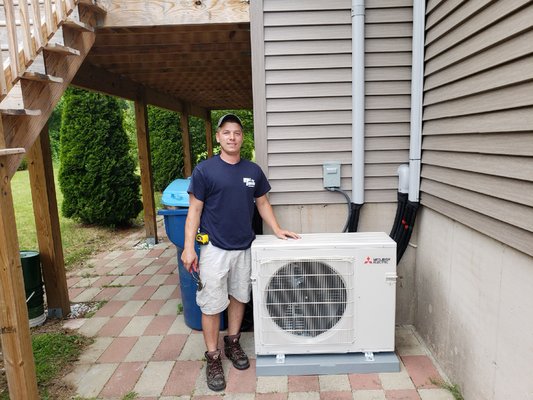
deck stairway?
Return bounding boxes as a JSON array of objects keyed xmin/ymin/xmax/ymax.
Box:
[{"xmin": 0, "ymin": 0, "xmax": 105, "ymax": 176}]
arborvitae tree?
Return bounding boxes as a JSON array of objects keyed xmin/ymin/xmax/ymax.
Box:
[
  {"xmin": 59, "ymin": 88, "xmax": 142, "ymax": 226},
  {"xmin": 148, "ymin": 106, "xmax": 184, "ymax": 191},
  {"xmin": 48, "ymin": 96, "xmax": 65, "ymax": 160}
]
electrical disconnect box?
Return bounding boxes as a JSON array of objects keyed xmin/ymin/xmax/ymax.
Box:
[{"xmin": 323, "ymin": 162, "xmax": 341, "ymax": 188}]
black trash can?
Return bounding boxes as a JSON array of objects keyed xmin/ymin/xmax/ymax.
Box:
[
  {"xmin": 20, "ymin": 250, "xmax": 46, "ymax": 327},
  {"xmin": 158, "ymin": 178, "xmax": 226, "ymax": 331}
]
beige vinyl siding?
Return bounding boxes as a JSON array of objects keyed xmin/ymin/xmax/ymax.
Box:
[
  {"xmin": 421, "ymin": 1, "xmax": 533, "ymax": 256},
  {"xmin": 257, "ymin": 0, "xmax": 413, "ymax": 205}
]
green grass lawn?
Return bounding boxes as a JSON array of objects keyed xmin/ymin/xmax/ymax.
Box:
[{"xmin": 11, "ymin": 166, "xmax": 155, "ymax": 269}]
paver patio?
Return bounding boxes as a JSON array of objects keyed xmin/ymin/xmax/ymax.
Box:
[{"xmin": 62, "ymin": 219, "xmax": 455, "ymax": 400}]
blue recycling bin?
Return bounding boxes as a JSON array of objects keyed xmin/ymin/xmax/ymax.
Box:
[{"xmin": 158, "ymin": 178, "xmax": 226, "ymax": 331}]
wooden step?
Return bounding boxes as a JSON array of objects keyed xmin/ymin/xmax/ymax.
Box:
[
  {"xmin": 0, "ymin": 148, "xmax": 26, "ymax": 156},
  {"xmin": 62, "ymin": 18, "xmax": 94, "ymax": 32},
  {"xmin": 22, "ymin": 71, "xmax": 63, "ymax": 83},
  {"xmin": 0, "ymin": 108, "xmax": 41, "ymax": 116},
  {"xmin": 0, "ymin": 83, "xmax": 41, "ymax": 116},
  {"xmin": 44, "ymin": 43, "xmax": 80, "ymax": 56}
]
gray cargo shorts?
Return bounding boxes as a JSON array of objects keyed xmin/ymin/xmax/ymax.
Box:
[{"xmin": 196, "ymin": 243, "xmax": 251, "ymax": 315}]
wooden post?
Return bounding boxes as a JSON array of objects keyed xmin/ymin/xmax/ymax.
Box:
[
  {"xmin": 27, "ymin": 124, "xmax": 70, "ymax": 317},
  {"xmin": 205, "ymin": 113, "xmax": 213, "ymax": 159},
  {"xmin": 134, "ymin": 96, "xmax": 158, "ymax": 243},
  {"xmin": 181, "ymin": 106, "xmax": 192, "ymax": 177},
  {"xmin": 0, "ymin": 154, "xmax": 40, "ymax": 398}
]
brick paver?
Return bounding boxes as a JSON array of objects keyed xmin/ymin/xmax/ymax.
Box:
[
  {"xmin": 256, "ymin": 376, "xmax": 289, "ymax": 394},
  {"xmin": 288, "ymin": 375, "xmax": 320, "ymax": 392},
  {"xmin": 120, "ymin": 315, "xmax": 155, "ymax": 336},
  {"xmin": 226, "ymin": 359, "xmax": 257, "ymax": 393},
  {"xmin": 136, "ymin": 299, "xmax": 166, "ymax": 316},
  {"xmin": 321, "ymin": 391, "xmax": 353, "ymax": 400},
  {"xmin": 134, "ymin": 361, "xmax": 175, "ymax": 397},
  {"xmin": 97, "ymin": 316, "xmax": 132, "ymax": 337},
  {"xmin": 78, "ymin": 337, "xmax": 114, "ymax": 363},
  {"xmin": 353, "ymin": 390, "xmax": 387, "ymax": 400},
  {"xmin": 76, "ymin": 363, "xmax": 118, "ymax": 398},
  {"xmin": 143, "ymin": 315, "xmax": 176, "ymax": 335},
  {"xmin": 77, "ymin": 317, "xmax": 109, "ymax": 337},
  {"xmin": 94, "ymin": 300, "xmax": 127, "ymax": 317},
  {"xmin": 162, "ymin": 360, "xmax": 203, "ymax": 396},
  {"xmin": 72, "ymin": 287, "xmax": 101, "ymax": 302},
  {"xmin": 385, "ymin": 389, "xmax": 422, "ymax": 399},
  {"xmin": 400, "ymin": 356, "xmax": 441, "ymax": 389},
  {"xmin": 132, "ymin": 285, "xmax": 159, "ymax": 300},
  {"xmin": 93, "ymin": 287, "xmax": 122, "ymax": 301},
  {"xmin": 99, "ymin": 362, "xmax": 145, "ymax": 398},
  {"xmin": 98, "ymin": 337, "xmax": 138, "ymax": 363},
  {"xmin": 319, "ymin": 374, "xmax": 351, "ymax": 391},
  {"xmin": 350, "ymin": 373, "xmax": 383, "ymax": 390},
  {"xmin": 124, "ymin": 335, "xmax": 162, "ymax": 362},
  {"xmin": 151, "ymin": 334, "xmax": 188, "ymax": 361}
]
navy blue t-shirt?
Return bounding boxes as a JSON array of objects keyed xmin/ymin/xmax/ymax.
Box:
[{"xmin": 188, "ymin": 155, "xmax": 271, "ymax": 250}]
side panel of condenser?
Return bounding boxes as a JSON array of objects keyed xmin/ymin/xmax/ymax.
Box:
[{"xmin": 354, "ymin": 245, "xmax": 397, "ymax": 351}]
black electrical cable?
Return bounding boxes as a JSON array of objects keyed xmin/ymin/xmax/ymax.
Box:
[
  {"xmin": 348, "ymin": 202, "xmax": 362, "ymax": 232},
  {"xmin": 396, "ymin": 200, "xmax": 419, "ymax": 261},
  {"xmin": 389, "ymin": 192, "xmax": 419, "ymax": 262},
  {"xmin": 390, "ymin": 192, "xmax": 408, "ymax": 240}
]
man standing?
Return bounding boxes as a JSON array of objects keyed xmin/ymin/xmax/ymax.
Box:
[{"xmin": 181, "ymin": 114, "xmax": 299, "ymax": 391}]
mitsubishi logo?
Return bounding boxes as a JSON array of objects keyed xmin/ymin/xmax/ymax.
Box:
[{"xmin": 364, "ymin": 256, "xmax": 373, "ymax": 264}]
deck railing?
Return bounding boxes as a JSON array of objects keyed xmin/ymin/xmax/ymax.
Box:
[{"xmin": 0, "ymin": 0, "xmax": 76, "ymax": 98}]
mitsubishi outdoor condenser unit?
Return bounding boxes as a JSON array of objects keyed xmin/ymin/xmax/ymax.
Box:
[{"xmin": 251, "ymin": 232, "xmax": 397, "ymax": 356}]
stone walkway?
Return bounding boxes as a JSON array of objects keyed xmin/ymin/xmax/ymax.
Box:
[{"xmin": 62, "ymin": 219, "xmax": 455, "ymax": 400}]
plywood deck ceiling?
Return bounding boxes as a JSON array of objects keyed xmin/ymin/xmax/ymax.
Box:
[{"xmin": 83, "ymin": 23, "xmax": 253, "ymax": 110}]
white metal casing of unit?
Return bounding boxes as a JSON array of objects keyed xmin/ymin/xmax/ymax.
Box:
[{"xmin": 251, "ymin": 232, "xmax": 397, "ymax": 356}]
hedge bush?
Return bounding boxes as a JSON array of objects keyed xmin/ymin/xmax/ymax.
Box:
[
  {"xmin": 148, "ymin": 106, "xmax": 185, "ymax": 192},
  {"xmin": 58, "ymin": 88, "xmax": 142, "ymax": 226}
]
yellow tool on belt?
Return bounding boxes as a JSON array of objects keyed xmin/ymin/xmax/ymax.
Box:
[{"xmin": 195, "ymin": 233, "xmax": 209, "ymax": 245}]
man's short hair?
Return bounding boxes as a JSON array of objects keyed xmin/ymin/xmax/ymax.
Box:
[{"xmin": 217, "ymin": 114, "xmax": 243, "ymax": 130}]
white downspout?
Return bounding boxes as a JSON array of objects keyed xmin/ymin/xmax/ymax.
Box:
[
  {"xmin": 408, "ymin": 0, "xmax": 426, "ymax": 202},
  {"xmin": 351, "ymin": 0, "xmax": 365, "ymax": 204}
]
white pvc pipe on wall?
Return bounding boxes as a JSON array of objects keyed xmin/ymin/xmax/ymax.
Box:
[
  {"xmin": 351, "ymin": 0, "xmax": 365, "ymax": 204},
  {"xmin": 408, "ymin": 0, "xmax": 426, "ymax": 202}
]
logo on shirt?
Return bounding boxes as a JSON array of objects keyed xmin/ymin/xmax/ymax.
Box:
[{"xmin": 243, "ymin": 177, "xmax": 255, "ymax": 187}]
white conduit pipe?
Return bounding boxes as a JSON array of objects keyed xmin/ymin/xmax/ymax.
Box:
[
  {"xmin": 408, "ymin": 0, "xmax": 426, "ymax": 202},
  {"xmin": 351, "ymin": 0, "xmax": 365, "ymax": 204}
]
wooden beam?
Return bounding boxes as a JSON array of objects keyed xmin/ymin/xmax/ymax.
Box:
[
  {"xmin": 27, "ymin": 124, "xmax": 70, "ymax": 317},
  {"xmin": 85, "ymin": 41, "xmax": 251, "ymax": 56},
  {"xmin": 86, "ymin": 50, "xmax": 249, "ymax": 64},
  {"xmin": 181, "ymin": 106, "xmax": 192, "ymax": 177},
  {"xmin": 134, "ymin": 95, "xmax": 157, "ymax": 243},
  {"xmin": 102, "ymin": 0, "xmax": 249, "ymax": 28},
  {"xmin": 205, "ymin": 114, "xmax": 213, "ymax": 158},
  {"xmin": 0, "ymin": 140, "xmax": 40, "ymax": 399},
  {"xmin": 93, "ymin": 28, "xmax": 251, "ymax": 47},
  {"xmin": 71, "ymin": 62, "xmax": 208, "ymax": 118}
]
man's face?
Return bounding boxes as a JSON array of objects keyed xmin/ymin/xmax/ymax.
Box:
[{"xmin": 216, "ymin": 121, "xmax": 244, "ymax": 156}]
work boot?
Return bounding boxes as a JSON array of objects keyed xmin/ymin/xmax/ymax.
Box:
[
  {"xmin": 224, "ymin": 334, "xmax": 250, "ymax": 370},
  {"xmin": 205, "ymin": 350, "xmax": 226, "ymax": 391}
]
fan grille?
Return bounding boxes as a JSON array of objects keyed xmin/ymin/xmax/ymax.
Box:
[{"xmin": 264, "ymin": 260, "xmax": 347, "ymax": 337}]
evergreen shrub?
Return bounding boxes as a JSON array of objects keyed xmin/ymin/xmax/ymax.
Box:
[
  {"xmin": 148, "ymin": 106, "xmax": 184, "ymax": 191},
  {"xmin": 59, "ymin": 88, "xmax": 142, "ymax": 226}
]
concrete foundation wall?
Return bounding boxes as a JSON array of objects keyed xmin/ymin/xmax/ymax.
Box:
[
  {"xmin": 415, "ymin": 207, "xmax": 533, "ymax": 400},
  {"xmin": 270, "ymin": 203, "xmax": 417, "ymax": 325}
]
